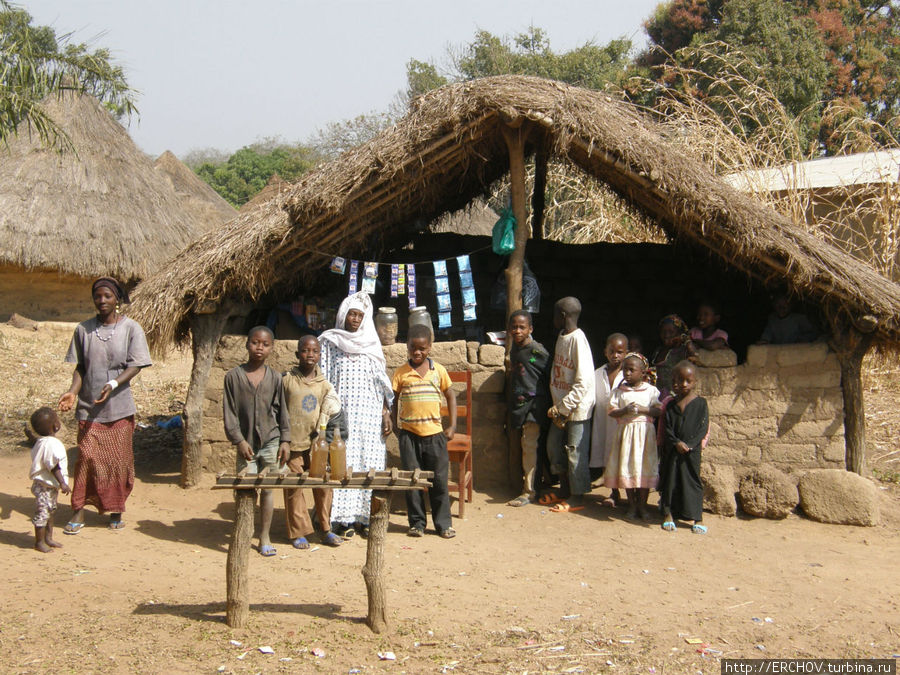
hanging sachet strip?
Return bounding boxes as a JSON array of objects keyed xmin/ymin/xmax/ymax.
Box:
[
  {"xmin": 407, "ymin": 263, "xmax": 417, "ymax": 308},
  {"xmin": 362, "ymin": 261, "xmax": 378, "ymax": 294},
  {"xmin": 390, "ymin": 264, "xmax": 400, "ymax": 298},
  {"xmin": 348, "ymin": 260, "xmax": 359, "ymax": 295},
  {"xmin": 433, "ymin": 259, "xmax": 452, "ymax": 329},
  {"xmin": 456, "ymin": 254, "xmax": 477, "ymax": 322},
  {"xmin": 330, "ymin": 256, "xmax": 347, "ymax": 275},
  {"xmin": 397, "ymin": 264, "xmax": 406, "ymax": 295}
]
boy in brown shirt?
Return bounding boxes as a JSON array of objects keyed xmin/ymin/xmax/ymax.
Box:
[{"xmin": 281, "ymin": 335, "xmax": 346, "ymax": 548}]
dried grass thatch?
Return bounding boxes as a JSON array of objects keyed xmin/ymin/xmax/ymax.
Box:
[
  {"xmin": 154, "ymin": 150, "xmax": 236, "ymax": 229},
  {"xmin": 428, "ymin": 198, "xmax": 497, "ymax": 236},
  {"xmin": 0, "ymin": 92, "xmax": 213, "ymax": 282},
  {"xmin": 131, "ymin": 76, "xmax": 900, "ymax": 353},
  {"xmin": 239, "ymin": 174, "xmax": 290, "ymax": 213}
]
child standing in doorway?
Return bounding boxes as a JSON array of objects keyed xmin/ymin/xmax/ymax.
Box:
[
  {"xmin": 223, "ymin": 326, "xmax": 291, "ymax": 557},
  {"xmin": 29, "ymin": 407, "xmax": 70, "ymax": 552},
  {"xmin": 543, "ymin": 297, "xmax": 595, "ymax": 513},
  {"xmin": 606, "ymin": 353, "xmax": 662, "ymax": 521},
  {"xmin": 659, "ymin": 361, "xmax": 709, "ymax": 534},
  {"xmin": 506, "ymin": 310, "xmax": 551, "ymax": 507},
  {"xmin": 590, "ymin": 333, "xmax": 628, "ymax": 507},
  {"xmin": 392, "ymin": 324, "xmax": 458, "ymax": 539}
]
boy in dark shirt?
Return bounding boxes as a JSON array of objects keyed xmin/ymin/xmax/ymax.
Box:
[
  {"xmin": 506, "ymin": 310, "xmax": 551, "ymax": 507},
  {"xmin": 223, "ymin": 326, "xmax": 291, "ymax": 557}
]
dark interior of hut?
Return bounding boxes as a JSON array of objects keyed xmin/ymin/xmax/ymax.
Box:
[{"xmin": 230, "ymin": 233, "xmax": 824, "ymax": 366}]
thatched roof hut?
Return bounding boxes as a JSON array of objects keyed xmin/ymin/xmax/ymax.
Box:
[
  {"xmin": 130, "ymin": 75, "xmax": 900, "ymax": 485},
  {"xmin": 154, "ymin": 150, "xmax": 237, "ymax": 229},
  {"xmin": 0, "ymin": 92, "xmax": 224, "ymax": 320},
  {"xmin": 133, "ymin": 76, "xmax": 900, "ymax": 351}
]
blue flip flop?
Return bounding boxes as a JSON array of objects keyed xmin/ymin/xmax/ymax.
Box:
[
  {"xmin": 259, "ymin": 544, "xmax": 277, "ymax": 556},
  {"xmin": 292, "ymin": 537, "xmax": 309, "ymax": 550},
  {"xmin": 691, "ymin": 524, "xmax": 708, "ymax": 534},
  {"xmin": 662, "ymin": 520, "xmax": 677, "ymax": 532},
  {"xmin": 322, "ymin": 532, "xmax": 342, "ymax": 547},
  {"xmin": 63, "ymin": 522, "xmax": 84, "ymax": 535}
]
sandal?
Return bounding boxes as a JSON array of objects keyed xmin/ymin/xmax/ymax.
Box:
[
  {"xmin": 259, "ymin": 544, "xmax": 277, "ymax": 556},
  {"xmin": 321, "ymin": 532, "xmax": 342, "ymax": 547},
  {"xmin": 338, "ymin": 526, "xmax": 355, "ymax": 540},
  {"xmin": 538, "ymin": 493, "xmax": 565, "ymax": 506},
  {"xmin": 63, "ymin": 522, "xmax": 84, "ymax": 535},
  {"xmin": 549, "ymin": 501, "xmax": 585, "ymax": 513},
  {"xmin": 507, "ymin": 495, "xmax": 531, "ymax": 507},
  {"xmin": 407, "ymin": 526, "xmax": 424, "ymax": 537},
  {"xmin": 691, "ymin": 524, "xmax": 708, "ymax": 534},
  {"xmin": 438, "ymin": 527, "xmax": 456, "ymax": 539},
  {"xmin": 292, "ymin": 537, "xmax": 310, "ymax": 549},
  {"xmin": 600, "ymin": 497, "xmax": 616, "ymax": 508},
  {"xmin": 108, "ymin": 520, "xmax": 125, "ymax": 530},
  {"xmin": 662, "ymin": 520, "xmax": 677, "ymax": 532}
]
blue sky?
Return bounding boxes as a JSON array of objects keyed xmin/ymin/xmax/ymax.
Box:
[{"xmin": 26, "ymin": 0, "xmax": 661, "ymax": 157}]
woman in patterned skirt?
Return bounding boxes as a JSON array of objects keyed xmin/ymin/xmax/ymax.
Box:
[
  {"xmin": 319, "ymin": 291, "xmax": 393, "ymax": 538},
  {"xmin": 58, "ymin": 278, "xmax": 152, "ymax": 533}
]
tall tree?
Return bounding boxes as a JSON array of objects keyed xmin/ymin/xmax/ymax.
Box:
[
  {"xmin": 0, "ymin": 2, "xmax": 135, "ymax": 150},
  {"xmin": 638, "ymin": 0, "xmax": 900, "ymax": 152}
]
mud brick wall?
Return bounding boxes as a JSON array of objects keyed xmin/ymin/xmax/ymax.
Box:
[
  {"xmin": 201, "ymin": 338, "xmax": 508, "ymax": 486},
  {"xmin": 696, "ymin": 343, "xmax": 845, "ymax": 469},
  {"xmin": 201, "ymin": 338, "xmax": 845, "ymax": 486}
]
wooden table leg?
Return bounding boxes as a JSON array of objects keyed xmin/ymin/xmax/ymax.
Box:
[
  {"xmin": 226, "ymin": 489, "xmax": 255, "ymax": 628},
  {"xmin": 362, "ymin": 489, "xmax": 393, "ymax": 633}
]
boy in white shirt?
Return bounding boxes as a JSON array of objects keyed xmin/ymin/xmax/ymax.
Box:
[
  {"xmin": 29, "ymin": 407, "xmax": 70, "ymax": 552},
  {"xmin": 544, "ymin": 297, "xmax": 595, "ymax": 512}
]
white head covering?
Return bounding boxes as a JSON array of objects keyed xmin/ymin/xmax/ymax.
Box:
[{"xmin": 318, "ymin": 291, "xmax": 386, "ymax": 369}]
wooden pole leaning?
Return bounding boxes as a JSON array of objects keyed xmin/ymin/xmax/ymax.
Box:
[
  {"xmin": 217, "ymin": 469, "xmax": 432, "ymax": 631},
  {"xmin": 830, "ymin": 314, "xmax": 876, "ymax": 475}
]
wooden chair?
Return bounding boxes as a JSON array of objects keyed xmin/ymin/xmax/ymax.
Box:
[{"xmin": 442, "ymin": 371, "xmax": 473, "ymax": 518}]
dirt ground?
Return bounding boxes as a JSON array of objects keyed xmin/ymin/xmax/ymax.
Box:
[{"xmin": 1, "ymin": 322, "xmax": 898, "ymax": 674}]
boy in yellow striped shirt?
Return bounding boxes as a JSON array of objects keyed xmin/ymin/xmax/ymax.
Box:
[{"xmin": 391, "ymin": 324, "xmax": 457, "ymax": 539}]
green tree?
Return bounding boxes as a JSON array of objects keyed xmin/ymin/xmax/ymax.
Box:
[
  {"xmin": 0, "ymin": 2, "xmax": 135, "ymax": 150},
  {"xmin": 449, "ymin": 26, "xmax": 632, "ymax": 90},
  {"xmin": 193, "ymin": 138, "xmax": 320, "ymax": 207},
  {"xmin": 406, "ymin": 59, "xmax": 448, "ymax": 99},
  {"xmin": 638, "ymin": 0, "xmax": 900, "ymax": 152}
]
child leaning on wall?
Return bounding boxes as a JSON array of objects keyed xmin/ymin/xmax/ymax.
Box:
[{"xmin": 506, "ymin": 309, "xmax": 551, "ymax": 507}]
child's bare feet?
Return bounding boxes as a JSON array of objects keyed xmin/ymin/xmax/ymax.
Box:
[
  {"xmin": 34, "ymin": 540, "xmax": 52, "ymax": 553},
  {"xmin": 45, "ymin": 537, "xmax": 63, "ymax": 548},
  {"xmin": 625, "ymin": 506, "xmax": 638, "ymax": 520},
  {"xmin": 638, "ymin": 508, "xmax": 651, "ymax": 522}
]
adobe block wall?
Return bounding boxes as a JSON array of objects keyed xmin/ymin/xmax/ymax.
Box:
[
  {"xmin": 200, "ymin": 338, "xmax": 845, "ymax": 486},
  {"xmin": 696, "ymin": 342, "xmax": 845, "ymax": 469}
]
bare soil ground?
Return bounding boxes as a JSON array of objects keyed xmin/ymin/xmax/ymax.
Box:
[{"xmin": 1, "ymin": 322, "xmax": 898, "ymax": 674}]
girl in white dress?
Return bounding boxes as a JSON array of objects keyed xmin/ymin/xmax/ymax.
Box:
[{"xmin": 605, "ymin": 353, "xmax": 662, "ymax": 521}]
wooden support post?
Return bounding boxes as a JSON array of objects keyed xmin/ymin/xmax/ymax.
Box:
[
  {"xmin": 830, "ymin": 315, "xmax": 874, "ymax": 475},
  {"xmin": 500, "ymin": 123, "xmax": 532, "ymax": 323},
  {"xmin": 361, "ymin": 489, "xmax": 393, "ymax": 633},
  {"xmin": 226, "ymin": 489, "xmax": 255, "ymax": 628},
  {"xmin": 531, "ymin": 133, "xmax": 548, "ymax": 241},
  {"xmin": 181, "ymin": 308, "xmax": 231, "ymax": 488}
]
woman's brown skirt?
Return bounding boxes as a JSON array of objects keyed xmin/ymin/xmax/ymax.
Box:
[{"xmin": 72, "ymin": 416, "xmax": 135, "ymax": 513}]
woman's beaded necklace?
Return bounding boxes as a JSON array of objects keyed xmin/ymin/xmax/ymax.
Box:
[{"xmin": 94, "ymin": 314, "xmax": 121, "ymax": 342}]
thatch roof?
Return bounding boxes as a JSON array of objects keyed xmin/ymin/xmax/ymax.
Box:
[
  {"xmin": 131, "ymin": 76, "xmax": 900, "ymax": 351},
  {"xmin": 428, "ymin": 198, "xmax": 497, "ymax": 236},
  {"xmin": 239, "ymin": 174, "xmax": 290, "ymax": 213},
  {"xmin": 154, "ymin": 150, "xmax": 236, "ymax": 227},
  {"xmin": 0, "ymin": 92, "xmax": 214, "ymax": 282}
]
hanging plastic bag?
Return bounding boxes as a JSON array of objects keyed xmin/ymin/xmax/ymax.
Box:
[{"xmin": 491, "ymin": 207, "xmax": 516, "ymax": 255}]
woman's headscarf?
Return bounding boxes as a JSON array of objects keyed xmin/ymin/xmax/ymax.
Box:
[
  {"xmin": 318, "ymin": 291, "xmax": 385, "ymax": 369},
  {"xmin": 659, "ymin": 313, "xmax": 688, "ymax": 336},
  {"xmin": 92, "ymin": 277, "xmax": 129, "ymax": 303}
]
